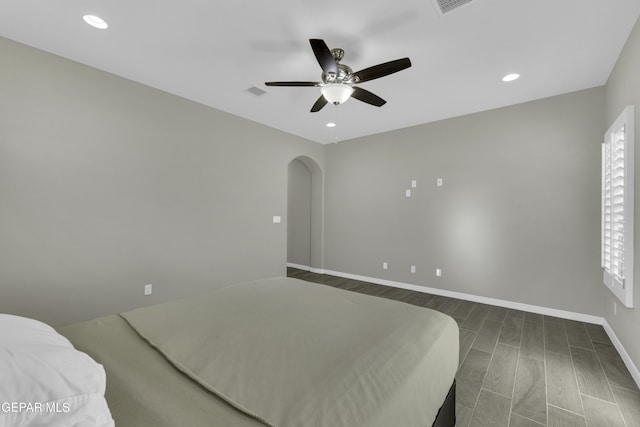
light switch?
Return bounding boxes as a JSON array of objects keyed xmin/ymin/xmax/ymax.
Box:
[
  {"xmin": 405, "ymin": 189, "xmax": 411, "ymax": 197},
  {"xmin": 411, "ymin": 180, "xmax": 417, "ymax": 188},
  {"xmin": 436, "ymin": 178, "xmax": 443, "ymax": 187},
  {"xmin": 272, "ymin": 216, "xmax": 281, "ymax": 224}
]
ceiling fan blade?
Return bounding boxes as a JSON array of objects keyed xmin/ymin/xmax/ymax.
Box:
[
  {"xmin": 310, "ymin": 95, "xmax": 328, "ymax": 112},
  {"xmin": 352, "ymin": 58, "xmax": 412, "ymax": 83},
  {"xmin": 265, "ymin": 81, "xmax": 320, "ymax": 87},
  {"xmin": 351, "ymin": 87, "xmax": 386, "ymax": 107},
  {"xmin": 309, "ymin": 39, "xmax": 338, "ymax": 77}
]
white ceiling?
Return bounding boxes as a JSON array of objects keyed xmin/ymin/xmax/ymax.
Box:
[{"xmin": 1, "ymin": 0, "xmax": 639, "ymax": 144}]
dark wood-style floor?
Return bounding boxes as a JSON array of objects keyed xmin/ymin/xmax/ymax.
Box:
[{"xmin": 287, "ymin": 267, "xmax": 640, "ymax": 427}]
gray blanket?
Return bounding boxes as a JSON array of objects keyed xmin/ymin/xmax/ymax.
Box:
[{"xmin": 120, "ymin": 277, "xmax": 458, "ymax": 427}]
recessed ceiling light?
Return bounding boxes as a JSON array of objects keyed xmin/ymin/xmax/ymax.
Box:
[
  {"xmin": 502, "ymin": 73, "xmax": 520, "ymax": 82},
  {"xmin": 83, "ymin": 14, "xmax": 108, "ymax": 29},
  {"xmin": 326, "ymin": 122, "xmax": 336, "ymax": 128}
]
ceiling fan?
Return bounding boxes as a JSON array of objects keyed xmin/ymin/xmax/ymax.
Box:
[{"xmin": 265, "ymin": 39, "xmax": 412, "ymax": 112}]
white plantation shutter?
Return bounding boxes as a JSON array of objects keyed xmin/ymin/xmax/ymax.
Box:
[{"xmin": 602, "ymin": 106, "xmax": 634, "ymax": 307}]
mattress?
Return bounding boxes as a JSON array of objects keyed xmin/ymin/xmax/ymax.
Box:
[{"xmin": 59, "ymin": 277, "xmax": 458, "ymax": 427}]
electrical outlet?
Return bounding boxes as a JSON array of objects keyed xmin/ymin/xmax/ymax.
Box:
[
  {"xmin": 411, "ymin": 265, "xmax": 416, "ymax": 273},
  {"xmin": 436, "ymin": 268, "xmax": 442, "ymax": 277},
  {"xmin": 144, "ymin": 284, "xmax": 152, "ymax": 296},
  {"xmin": 411, "ymin": 180, "xmax": 417, "ymax": 188},
  {"xmin": 405, "ymin": 189, "xmax": 411, "ymax": 197},
  {"xmin": 383, "ymin": 262, "xmax": 388, "ymax": 270}
]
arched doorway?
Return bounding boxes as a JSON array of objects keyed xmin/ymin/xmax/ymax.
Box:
[{"xmin": 287, "ymin": 156, "xmax": 323, "ymax": 272}]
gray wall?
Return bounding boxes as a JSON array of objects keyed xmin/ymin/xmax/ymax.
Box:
[
  {"xmin": 324, "ymin": 87, "xmax": 605, "ymax": 316},
  {"xmin": 0, "ymin": 37, "xmax": 323, "ymax": 326},
  {"xmin": 287, "ymin": 159, "xmax": 312, "ymax": 266},
  {"xmin": 605, "ymin": 16, "xmax": 640, "ymax": 373}
]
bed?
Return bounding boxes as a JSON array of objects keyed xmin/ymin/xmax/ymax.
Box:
[{"xmin": 53, "ymin": 276, "xmax": 458, "ymax": 426}]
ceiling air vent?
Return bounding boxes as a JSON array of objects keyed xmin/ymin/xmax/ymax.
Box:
[
  {"xmin": 245, "ymin": 86, "xmax": 267, "ymax": 97},
  {"xmin": 434, "ymin": 0, "xmax": 473, "ymax": 14}
]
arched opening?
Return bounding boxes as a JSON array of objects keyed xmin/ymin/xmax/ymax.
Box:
[{"xmin": 287, "ymin": 156, "xmax": 323, "ymax": 272}]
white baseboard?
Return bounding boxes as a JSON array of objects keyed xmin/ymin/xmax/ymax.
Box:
[
  {"xmin": 286, "ymin": 263, "xmax": 311, "ymax": 271},
  {"xmin": 321, "ymin": 269, "xmax": 602, "ymax": 324},
  {"xmin": 287, "ymin": 263, "xmax": 325, "ymax": 275},
  {"xmin": 317, "ymin": 268, "xmax": 639, "ymax": 388},
  {"xmin": 602, "ymin": 320, "xmax": 640, "ymax": 388}
]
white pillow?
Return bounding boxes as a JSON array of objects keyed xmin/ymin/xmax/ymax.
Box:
[{"xmin": 0, "ymin": 314, "xmax": 114, "ymax": 427}]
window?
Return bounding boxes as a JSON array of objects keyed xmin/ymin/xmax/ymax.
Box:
[{"xmin": 602, "ymin": 105, "xmax": 635, "ymax": 307}]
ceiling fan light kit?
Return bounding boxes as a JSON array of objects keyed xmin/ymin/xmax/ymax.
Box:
[
  {"xmin": 265, "ymin": 39, "xmax": 411, "ymax": 112},
  {"xmin": 321, "ymin": 84, "xmax": 354, "ymax": 105}
]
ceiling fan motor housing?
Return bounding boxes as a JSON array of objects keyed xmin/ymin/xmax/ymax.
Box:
[
  {"xmin": 322, "ymin": 63, "xmax": 354, "ymax": 84},
  {"xmin": 322, "ymin": 48, "xmax": 355, "ymax": 84}
]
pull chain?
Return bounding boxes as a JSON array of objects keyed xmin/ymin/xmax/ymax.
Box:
[{"xmin": 333, "ymin": 104, "xmax": 339, "ymax": 144}]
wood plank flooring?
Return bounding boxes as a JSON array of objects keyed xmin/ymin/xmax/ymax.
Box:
[{"xmin": 287, "ymin": 268, "xmax": 640, "ymax": 427}]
